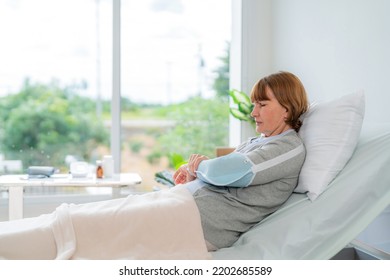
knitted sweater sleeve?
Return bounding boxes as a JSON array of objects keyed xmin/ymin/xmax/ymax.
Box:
[{"xmin": 195, "ymin": 134, "xmax": 305, "ymax": 188}]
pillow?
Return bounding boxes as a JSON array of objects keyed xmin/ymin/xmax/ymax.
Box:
[{"xmin": 295, "ymin": 91, "xmax": 365, "ymax": 201}]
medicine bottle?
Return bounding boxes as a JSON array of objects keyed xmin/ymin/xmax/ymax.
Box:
[{"xmin": 96, "ymin": 160, "xmax": 103, "ymax": 179}]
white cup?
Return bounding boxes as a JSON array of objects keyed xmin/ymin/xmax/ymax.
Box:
[{"xmin": 102, "ymin": 155, "xmax": 114, "ymax": 178}]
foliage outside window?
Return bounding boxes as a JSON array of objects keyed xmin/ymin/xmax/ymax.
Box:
[
  {"xmin": 0, "ymin": 43, "xmax": 230, "ymax": 179},
  {"xmin": 0, "ymin": 80, "xmax": 108, "ymax": 172}
]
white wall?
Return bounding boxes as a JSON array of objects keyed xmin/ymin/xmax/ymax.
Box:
[
  {"xmin": 234, "ymin": 0, "xmax": 390, "ymax": 131},
  {"xmin": 271, "ymin": 0, "xmax": 390, "ymax": 123}
]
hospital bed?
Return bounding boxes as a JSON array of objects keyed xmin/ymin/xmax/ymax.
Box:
[
  {"xmin": 212, "ymin": 93, "xmax": 390, "ymax": 259},
  {"xmin": 213, "ymin": 122, "xmax": 390, "ymax": 259}
]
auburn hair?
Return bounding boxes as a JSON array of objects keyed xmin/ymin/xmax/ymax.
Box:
[{"xmin": 250, "ymin": 71, "xmax": 309, "ymax": 132}]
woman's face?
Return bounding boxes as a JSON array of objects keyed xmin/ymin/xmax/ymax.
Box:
[{"xmin": 251, "ymin": 86, "xmax": 291, "ymax": 137}]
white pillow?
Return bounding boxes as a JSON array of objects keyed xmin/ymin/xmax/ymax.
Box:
[{"xmin": 296, "ymin": 91, "xmax": 365, "ymax": 201}]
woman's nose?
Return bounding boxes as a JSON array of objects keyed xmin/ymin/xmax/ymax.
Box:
[{"xmin": 251, "ymin": 106, "xmax": 258, "ymax": 117}]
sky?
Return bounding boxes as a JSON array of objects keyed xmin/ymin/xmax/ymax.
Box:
[{"xmin": 0, "ymin": 0, "xmax": 231, "ymax": 104}]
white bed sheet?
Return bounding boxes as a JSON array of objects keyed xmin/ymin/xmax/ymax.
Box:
[{"xmin": 213, "ymin": 122, "xmax": 390, "ymax": 259}]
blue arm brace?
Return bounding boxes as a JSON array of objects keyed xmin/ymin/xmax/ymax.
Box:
[{"xmin": 195, "ymin": 152, "xmax": 254, "ymax": 187}]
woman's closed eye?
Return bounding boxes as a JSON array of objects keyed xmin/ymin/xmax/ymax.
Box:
[{"xmin": 253, "ymin": 102, "xmax": 266, "ymax": 107}]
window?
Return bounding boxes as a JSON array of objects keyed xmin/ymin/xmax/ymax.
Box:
[
  {"xmin": 0, "ymin": 0, "xmax": 112, "ymax": 170},
  {"xmin": 119, "ymin": 0, "xmax": 231, "ymax": 190},
  {"xmin": 0, "ymin": 0, "xmax": 113, "ymax": 220}
]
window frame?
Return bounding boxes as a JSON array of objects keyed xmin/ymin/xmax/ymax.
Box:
[{"xmin": 112, "ymin": 0, "xmax": 121, "ymax": 173}]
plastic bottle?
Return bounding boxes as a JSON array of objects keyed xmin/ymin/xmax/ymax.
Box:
[{"xmin": 96, "ymin": 160, "xmax": 103, "ymax": 179}]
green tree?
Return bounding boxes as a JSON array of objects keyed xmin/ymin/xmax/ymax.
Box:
[
  {"xmin": 0, "ymin": 80, "xmax": 108, "ymax": 169},
  {"xmin": 213, "ymin": 41, "xmax": 230, "ymax": 100},
  {"xmin": 155, "ymin": 96, "xmax": 229, "ymax": 163}
]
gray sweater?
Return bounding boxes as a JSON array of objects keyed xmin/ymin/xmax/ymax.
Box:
[{"xmin": 191, "ymin": 129, "xmax": 306, "ymax": 249}]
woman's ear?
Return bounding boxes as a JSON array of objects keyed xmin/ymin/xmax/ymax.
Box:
[{"xmin": 283, "ymin": 107, "xmax": 289, "ymax": 119}]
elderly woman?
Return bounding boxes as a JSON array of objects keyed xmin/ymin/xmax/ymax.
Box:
[{"xmin": 174, "ymin": 71, "xmax": 309, "ymax": 250}]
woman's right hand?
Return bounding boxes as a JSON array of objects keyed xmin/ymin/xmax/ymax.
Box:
[
  {"xmin": 173, "ymin": 154, "xmax": 209, "ymax": 185},
  {"xmin": 173, "ymin": 164, "xmax": 196, "ymax": 185}
]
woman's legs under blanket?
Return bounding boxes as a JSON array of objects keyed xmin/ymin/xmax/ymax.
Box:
[
  {"xmin": 0, "ymin": 186, "xmax": 210, "ymax": 260},
  {"xmin": 0, "ymin": 213, "xmax": 58, "ymax": 260}
]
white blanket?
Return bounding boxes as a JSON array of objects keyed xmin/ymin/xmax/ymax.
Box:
[{"xmin": 0, "ymin": 186, "xmax": 211, "ymax": 260}]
